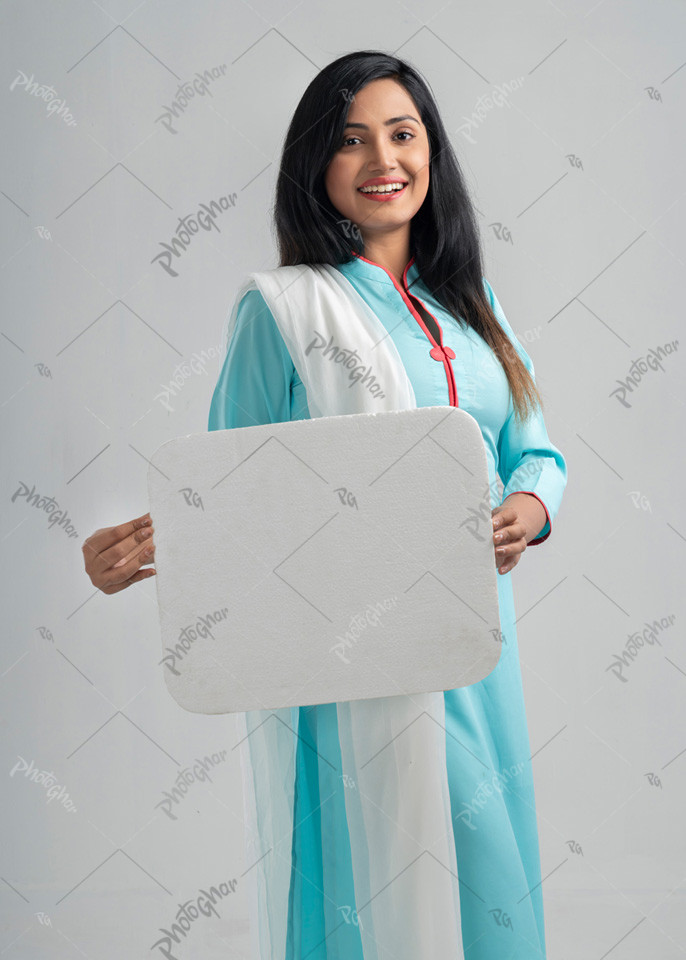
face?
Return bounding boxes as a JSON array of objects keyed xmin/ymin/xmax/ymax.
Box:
[{"xmin": 324, "ymin": 78, "xmax": 430, "ymax": 245}]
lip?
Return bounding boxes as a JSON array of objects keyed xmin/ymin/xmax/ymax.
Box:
[
  {"xmin": 358, "ymin": 177, "xmax": 409, "ymax": 188},
  {"xmin": 357, "ymin": 179, "xmax": 409, "ymax": 202}
]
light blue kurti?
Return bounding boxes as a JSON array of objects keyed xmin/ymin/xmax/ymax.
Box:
[{"xmin": 208, "ymin": 252, "xmax": 567, "ymax": 959}]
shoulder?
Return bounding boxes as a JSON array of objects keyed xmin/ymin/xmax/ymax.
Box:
[
  {"xmin": 481, "ymin": 276, "xmax": 512, "ymax": 334},
  {"xmin": 481, "ymin": 276, "xmax": 502, "ymax": 314},
  {"xmin": 232, "ymin": 264, "xmax": 319, "ymax": 340},
  {"xmin": 230, "ymin": 283, "xmax": 298, "ymax": 378},
  {"xmin": 235, "ymin": 285, "xmax": 272, "ymax": 321}
]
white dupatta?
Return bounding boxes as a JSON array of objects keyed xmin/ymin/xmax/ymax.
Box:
[{"xmin": 227, "ymin": 263, "xmax": 464, "ymax": 959}]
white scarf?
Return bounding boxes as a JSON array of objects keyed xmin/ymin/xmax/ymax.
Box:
[{"xmin": 227, "ymin": 263, "xmax": 464, "ymax": 959}]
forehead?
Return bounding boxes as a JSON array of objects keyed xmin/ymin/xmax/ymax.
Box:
[{"xmin": 345, "ymin": 78, "xmax": 418, "ymax": 123}]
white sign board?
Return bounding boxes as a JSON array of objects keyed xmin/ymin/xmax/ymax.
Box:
[{"xmin": 148, "ymin": 406, "xmax": 501, "ymax": 714}]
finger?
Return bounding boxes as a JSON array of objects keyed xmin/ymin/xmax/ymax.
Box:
[
  {"xmin": 497, "ymin": 555, "xmax": 520, "ymax": 575},
  {"xmin": 494, "ymin": 536, "xmax": 526, "ymax": 567},
  {"xmin": 495, "ymin": 544, "xmax": 508, "ymax": 567},
  {"xmin": 492, "ymin": 507, "xmax": 516, "ymax": 530},
  {"xmin": 492, "ymin": 519, "xmax": 527, "ymax": 545},
  {"xmin": 495, "ymin": 540, "xmax": 526, "ymax": 573},
  {"xmin": 101, "ymin": 565, "xmax": 156, "ymax": 594},
  {"xmin": 111, "ymin": 529, "xmax": 155, "ymax": 569},
  {"xmin": 83, "ymin": 512, "xmax": 153, "ymax": 566},
  {"xmin": 126, "ymin": 567, "xmax": 157, "ymax": 585},
  {"xmin": 105, "ymin": 543, "xmax": 156, "ymax": 585},
  {"xmin": 493, "ymin": 525, "xmax": 511, "ymax": 545},
  {"xmin": 96, "ymin": 521, "xmax": 155, "ymax": 572}
]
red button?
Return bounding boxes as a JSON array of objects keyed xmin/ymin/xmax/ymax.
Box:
[{"xmin": 429, "ymin": 345, "xmax": 455, "ymax": 361}]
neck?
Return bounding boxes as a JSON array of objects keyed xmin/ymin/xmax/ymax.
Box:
[{"xmin": 360, "ymin": 231, "xmax": 411, "ymax": 286}]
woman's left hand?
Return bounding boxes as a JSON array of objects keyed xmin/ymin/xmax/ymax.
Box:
[
  {"xmin": 491, "ymin": 493, "xmax": 547, "ymax": 575},
  {"xmin": 491, "ymin": 506, "xmax": 528, "ymax": 575}
]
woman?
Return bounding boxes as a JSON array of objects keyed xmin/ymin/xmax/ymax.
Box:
[{"xmin": 84, "ymin": 51, "xmax": 567, "ymax": 959}]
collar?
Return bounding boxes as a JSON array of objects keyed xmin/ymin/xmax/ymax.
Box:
[{"xmin": 338, "ymin": 248, "xmax": 420, "ymax": 291}]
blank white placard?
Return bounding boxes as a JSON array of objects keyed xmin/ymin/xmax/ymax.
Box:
[{"xmin": 148, "ymin": 405, "xmax": 501, "ymax": 715}]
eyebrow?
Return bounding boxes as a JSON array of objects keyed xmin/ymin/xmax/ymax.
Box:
[{"xmin": 343, "ymin": 115, "xmax": 419, "ymax": 130}]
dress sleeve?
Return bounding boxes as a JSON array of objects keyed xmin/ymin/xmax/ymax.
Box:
[
  {"xmin": 484, "ymin": 278, "xmax": 568, "ymax": 546},
  {"xmin": 208, "ymin": 287, "xmax": 309, "ymax": 431}
]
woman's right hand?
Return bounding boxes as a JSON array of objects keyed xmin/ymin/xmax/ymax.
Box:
[{"xmin": 82, "ymin": 511, "xmax": 156, "ymax": 594}]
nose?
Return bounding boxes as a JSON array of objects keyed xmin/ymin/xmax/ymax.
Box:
[{"xmin": 366, "ymin": 135, "xmax": 398, "ymax": 173}]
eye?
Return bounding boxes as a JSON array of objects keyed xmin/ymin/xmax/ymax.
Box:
[{"xmin": 341, "ymin": 130, "xmax": 416, "ymax": 147}]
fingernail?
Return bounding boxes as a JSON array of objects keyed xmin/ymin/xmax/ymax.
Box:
[{"xmin": 113, "ymin": 556, "xmax": 127, "ymax": 568}]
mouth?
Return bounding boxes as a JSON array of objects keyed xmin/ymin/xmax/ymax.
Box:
[{"xmin": 357, "ymin": 181, "xmax": 408, "ymax": 202}]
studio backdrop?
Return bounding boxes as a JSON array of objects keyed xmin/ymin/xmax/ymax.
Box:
[{"xmin": 0, "ymin": 2, "xmax": 683, "ymax": 958}]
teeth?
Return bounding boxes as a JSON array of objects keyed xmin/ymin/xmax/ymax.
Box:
[{"xmin": 359, "ymin": 182, "xmax": 406, "ymax": 193}]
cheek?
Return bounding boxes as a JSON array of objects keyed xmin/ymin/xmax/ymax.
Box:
[
  {"xmin": 325, "ymin": 159, "xmax": 347, "ymax": 198},
  {"xmin": 411, "ymin": 156, "xmax": 430, "ymax": 199},
  {"xmin": 413, "ymin": 148, "xmax": 430, "ymax": 181}
]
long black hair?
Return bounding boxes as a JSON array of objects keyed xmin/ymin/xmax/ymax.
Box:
[{"xmin": 273, "ymin": 50, "xmax": 542, "ymax": 424}]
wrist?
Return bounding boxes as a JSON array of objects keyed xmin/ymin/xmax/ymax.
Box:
[{"xmin": 501, "ymin": 491, "xmax": 547, "ymax": 543}]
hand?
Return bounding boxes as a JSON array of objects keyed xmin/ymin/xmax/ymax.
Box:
[
  {"xmin": 491, "ymin": 505, "xmax": 528, "ymax": 576},
  {"xmin": 82, "ymin": 511, "xmax": 156, "ymax": 594}
]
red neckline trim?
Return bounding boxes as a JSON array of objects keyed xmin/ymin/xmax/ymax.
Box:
[
  {"xmin": 349, "ymin": 248, "xmax": 416, "ymax": 279},
  {"xmin": 348, "ymin": 248, "xmax": 458, "ymax": 407}
]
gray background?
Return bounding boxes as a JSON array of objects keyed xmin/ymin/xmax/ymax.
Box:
[{"xmin": 1, "ymin": 0, "xmax": 683, "ymax": 957}]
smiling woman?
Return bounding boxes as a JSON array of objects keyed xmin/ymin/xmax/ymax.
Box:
[
  {"xmin": 83, "ymin": 47, "xmax": 567, "ymax": 960},
  {"xmin": 206, "ymin": 50, "xmax": 567, "ymax": 960}
]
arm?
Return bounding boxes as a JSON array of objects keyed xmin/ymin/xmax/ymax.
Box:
[
  {"xmin": 208, "ymin": 288, "xmax": 309, "ymax": 432},
  {"xmin": 484, "ymin": 278, "xmax": 568, "ymax": 548}
]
